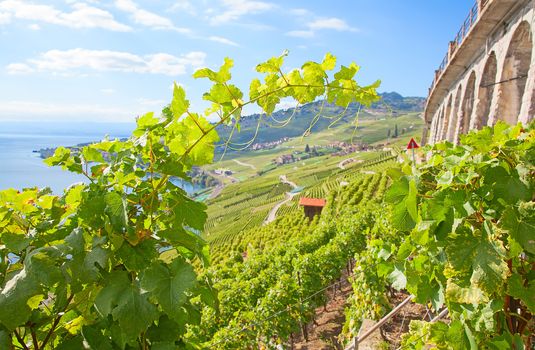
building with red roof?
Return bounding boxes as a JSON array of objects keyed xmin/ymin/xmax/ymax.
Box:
[{"xmin": 299, "ymin": 197, "xmax": 326, "ymax": 220}]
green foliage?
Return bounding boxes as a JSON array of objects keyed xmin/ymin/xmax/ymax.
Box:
[
  {"xmin": 384, "ymin": 122, "xmax": 534, "ymax": 348},
  {"xmin": 0, "ymin": 52, "xmax": 380, "ymax": 349}
]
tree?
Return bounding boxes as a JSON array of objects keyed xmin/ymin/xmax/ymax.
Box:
[
  {"xmin": 387, "ymin": 129, "xmax": 391, "ymax": 138},
  {"xmin": 0, "ymin": 52, "xmax": 380, "ymax": 349},
  {"xmin": 393, "ymin": 124, "xmax": 399, "ymax": 138},
  {"xmin": 305, "ymin": 144, "xmax": 310, "ymax": 153}
]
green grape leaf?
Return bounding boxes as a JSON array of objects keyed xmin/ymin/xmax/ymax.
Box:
[
  {"xmin": 507, "ymin": 273, "xmax": 535, "ymax": 313},
  {"xmin": 501, "ymin": 206, "xmax": 535, "ymax": 254},
  {"xmin": 0, "ymin": 268, "xmax": 42, "ymax": 330},
  {"xmin": 147, "ymin": 315, "xmax": 183, "ymax": 343},
  {"xmin": 484, "ymin": 165, "xmax": 530, "ymax": 203},
  {"xmin": 388, "ymin": 264, "xmax": 407, "ymax": 290},
  {"xmin": 217, "ymin": 57, "xmax": 233, "ymax": 83},
  {"xmin": 82, "ymin": 147, "xmax": 105, "ymax": 163},
  {"xmin": 249, "ymin": 78, "xmax": 261, "ymax": 101},
  {"xmin": 333, "ymin": 62, "xmax": 359, "ymax": 80},
  {"xmin": 193, "ymin": 57, "xmax": 233, "ymax": 83},
  {"xmin": 136, "ymin": 112, "xmax": 159, "ymax": 130},
  {"xmin": 446, "ymin": 281, "xmax": 488, "ymax": 304},
  {"xmin": 44, "ymin": 146, "xmax": 71, "ymax": 166},
  {"xmin": 81, "ymin": 326, "xmax": 113, "ymax": 350},
  {"xmin": 446, "ymin": 233, "xmax": 508, "ymax": 297},
  {"xmin": 167, "ymin": 113, "xmax": 219, "ymax": 167},
  {"xmin": 386, "ymin": 177, "xmax": 418, "ymax": 231},
  {"xmin": 117, "ymin": 240, "xmax": 157, "ymax": 271},
  {"xmin": 470, "ymin": 239, "xmax": 509, "ymax": 294},
  {"xmin": 193, "ymin": 67, "xmax": 218, "ymax": 81},
  {"xmin": 0, "ymin": 327, "xmax": 11, "ymax": 350},
  {"xmin": 256, "ymin": 52, "xmax": 286, "ymax": 73},
  {"xmin": 141, "ymin": 259, "xmax": 196, "ymax": 322},
  {"xmin": 171, "ymin": 83, "xmax": 189, "ymax": 119},
  {"xmin": 321, "ymin": 52, "xmax": 336, "ymax": 71},
  {"xmin": 104, "ymin": 192, "xmax": 127, "ymax": 233},
  {"xmin": 95, "ymin": 271, "xmax": 158, "ymax": 342}
]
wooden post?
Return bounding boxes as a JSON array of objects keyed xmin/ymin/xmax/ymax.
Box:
[{"xmin": 296, "ymin": 271, "xmax": 308, "ymax": 342}]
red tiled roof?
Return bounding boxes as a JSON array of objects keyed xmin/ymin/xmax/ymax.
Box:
[{"xmin": 299, "ymin": 197, "xmax": 326, "ymax": 207}]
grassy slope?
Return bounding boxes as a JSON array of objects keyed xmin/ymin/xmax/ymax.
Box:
[{"xmin": 205, "ymin": 113, "xmax": 422, "ymax": 178}]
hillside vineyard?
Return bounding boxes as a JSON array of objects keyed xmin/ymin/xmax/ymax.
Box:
[{"xmin": 0, "ymin": 14, "xmax": 533, "ymax": 349}]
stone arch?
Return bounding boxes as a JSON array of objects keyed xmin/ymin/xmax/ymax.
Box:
[
  {"xmin": 459, "ymin": 71, "xmax": 477, "ymax": 138},
  {"xmin": 429, "ymin": 112, "xmax": 438, "ymax": 143},
  {"xmin": 447, "ymin": 86, "xmax": 462, "ymax": 142},
  {"xmin": 433, "ymin": 108, "xmax": 444, "ymax": 143},
  {"xmin": 440, "ymin": 95, "xmax": 453, "ymax": 140},
  {"xmin": 496, "ymin": 21, "xmax": 533, "ymax": 124},
  {"xmin": 475, "ymin": 52, "xmax": 497, "ymax": 128}
]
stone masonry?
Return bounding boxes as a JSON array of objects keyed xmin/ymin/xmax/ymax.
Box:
[{"xmin": 423, "ymin": 0, "xmax": 535, "ymax": 145}]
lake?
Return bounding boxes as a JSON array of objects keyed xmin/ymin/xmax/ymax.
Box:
[
  {"xmin": 0, "ymin": 133, "xmax": 111, "ymax": 193},
  {"xmin": 0, "ymin": 123, "xmax": 201, "ymax": 195}
]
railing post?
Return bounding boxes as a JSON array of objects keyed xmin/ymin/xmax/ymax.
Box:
[{"xmin": 448, "ymin": 41, "xmax": 456, "ymax": 60}]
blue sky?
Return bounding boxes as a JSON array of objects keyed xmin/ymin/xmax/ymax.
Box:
[{"xmin": 0, "ymin": 1, "xmax": 472, "ymax": 123}]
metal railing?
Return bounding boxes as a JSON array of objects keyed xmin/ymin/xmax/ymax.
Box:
[
  {"xmin": 344, "ymin": 295, "xmax": 449, "ymax": 350},
  {"xmin": 429, "ymin": 0, "xmax": 489, "ymax": 93}
]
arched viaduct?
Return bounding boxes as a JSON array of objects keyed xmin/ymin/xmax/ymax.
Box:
[{"xmin": 423, "ymin": 0, "xmax": 535, "ymax": 145}]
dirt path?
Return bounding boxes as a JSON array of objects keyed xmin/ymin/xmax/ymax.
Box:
[
  {"xmin": 280, "ymin": 174, "xmax": 298, "ymax": 189},
  {"xmin": 233, "ymin": 159, "xmax": 256, "ymax": 170},
  {"xmin": 209, "ymin": 184, "xmax": 224, "ymax": 199},
  {"xmin": 293, "ymin": 272, "xmax": 353, "ymax": 350},
  {"xmin": 207, "ymin": 171, "xmax": 239, "ymax": 199},
  {"xmin": 264, "ymin": 192, "xmax": 298, "ymax": 224},
  {"xmin": 263, "ymin": 175, "xmax": 300, "ymax": 225}
]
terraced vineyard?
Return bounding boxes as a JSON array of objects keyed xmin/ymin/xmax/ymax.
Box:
[
  {"xmin": 208, "ymin": 153, "xmax": 394, "ymax": 265},
  {"xmin": 203, "ymin": 176, "xmax": 290, "ymax": 238},
  {"xmin": 197, "ymin": 158, "xmax": 393, "ymax": 348},
  {"xmin": 204, "ymin": 151, "xmax": 396, "ymax": 247}
]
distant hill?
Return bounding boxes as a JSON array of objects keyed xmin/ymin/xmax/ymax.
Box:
[{"xmin": 216, "ymin": 92, "xmax": 425, "ymax": 146}]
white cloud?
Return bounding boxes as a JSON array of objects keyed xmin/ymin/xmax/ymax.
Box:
[
  {"xmin": 0, "ymin": 1, "xmax": 132, "ymax": 31},
  {"xmin": 168, "ymin": 0, "xmax": 196, "ymax": 15},
  {"xmin": 209, "ymin": 35, "xmax": 239, "ymax": 46},
  {"xmin": 28, "ymin": 23, "xmax": 40, "ymax": 30},
  {"xmin": 210, "ymin": 0, "xmax": 275, "ymax": 25},
  {"xmin": 7, "ymin": 48, "xmax": 207, "ymax": 76},
  {"xmin": 101, "ymin": 88, "xmax": 116, "ymax": 94},
  {"xmin": 286, "ymin": 30, "xmax": 313, "ymax": 38},
  {"xmin": 286, "ymin": 17, "xmax": 358, "ymax": 39},
  {"xmin": 0, "ymin": 12, "xmax": 10, "ymax": 24},
  {"xmin": 6, "ymin": 63, "xmax": 34, "ymax": 74},
  {"xmin": 308, "ymin": 18, "xmax": 357, "ymax": 32},
  {"xmin": 115, "ymin": 0, "xmax": 190, "ymax": 33},
  {"xmin": 289, "ymin": 8, "xmax": 311, "ymax": 16}
]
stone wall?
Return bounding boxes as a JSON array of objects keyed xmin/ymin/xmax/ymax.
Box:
[{"xmin": 424, "ymin": 0, "xmax": 535, "ymax": 144}]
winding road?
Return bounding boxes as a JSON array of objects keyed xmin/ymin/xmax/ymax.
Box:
[
  {"xmin": 279, "ymin": 174, "xmax": 298, "ymax": 189},
  {"xmin": 264, "ymin": 192, "xmax": 298, "ymax": 224},
  {"xmin": 233, "ymin": 159, "xmax": 256, "ymax": 170},
  {"xmin": 208, "ymin": 171, "xmax": 239, "ymax": 199},
  {"xmin": 263, "ymin": 175, "xmax": 301, "ymax": 225}
]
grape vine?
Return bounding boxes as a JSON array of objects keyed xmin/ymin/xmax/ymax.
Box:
[{"xmin": 0, "ymin": 52, "xmax": 380, "ymax": 349}]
